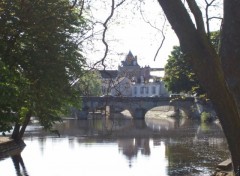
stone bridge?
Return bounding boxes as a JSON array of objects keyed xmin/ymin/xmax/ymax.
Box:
[{"xmin": 77, "ymin": 96, "xmax": 197, "ymax": 119}]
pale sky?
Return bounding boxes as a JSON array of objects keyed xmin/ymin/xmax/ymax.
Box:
[
  {"xmin": 82, "ymin": 0, "xmax": 221, "ymax": 70},
  {"xmin": 82, "ymin": 1, "xmax": 179, "ymax": 70}
]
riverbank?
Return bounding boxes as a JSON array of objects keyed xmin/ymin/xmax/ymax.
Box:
[
  {"xmin": 0, "ymin": 137, "xmax": 26, "ymax": 159},
  {"xmin": 213, "ymin": 171, "xmax": 233, "ymax": 176},
  {"xmin": 0, "ymin": 136, "xmax": 11, "ymax": 143}
]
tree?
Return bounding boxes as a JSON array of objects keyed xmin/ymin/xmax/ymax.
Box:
[
  {"xmin": 164, "ymin": 46, "xmax": 204, "ymax": 95},
  {"xmin": 76, "ymin": 70, "xmax": 102, "ymax": 96},
  {"xmin": 164, "ymin": 31, "xmax": 220, "ymax": 96},
  {"xmin": 0, "ymin": 61, "xmax": 28, "ymax": 134},
  {"xmin": 157, "ymin": 0, "xmax": 240, "ymax": 173},
  {"xmin": 0, "ymin": 0, "xmax": 87, "ymax": 140}
]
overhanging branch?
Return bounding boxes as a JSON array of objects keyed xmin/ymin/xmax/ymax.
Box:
[{"xmin": 186, "ymin": 0, "xmax": 206, "ymax": 35}]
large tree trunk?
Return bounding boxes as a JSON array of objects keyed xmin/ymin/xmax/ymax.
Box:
[
  {"xmin": 221, "ymin": 1, "xmax": 240, "ymax": 109},
  {"xmin": 18, "ymin": 112, "xmax": 31, "ymax": 139},
  {"xmin": 11, "ymin": 123, "xmax": 21, "ymax": 141},
  {"xmin": 11, "ymin": 112, "xmax": 32, "ymax": 141},
  {"xmin": 157, "ymin": 0, "xmax": 240, "ymax": 173}
]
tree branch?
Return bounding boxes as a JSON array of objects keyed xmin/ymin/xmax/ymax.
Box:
[
  {"xmin": 79, "ymin": 0, "xmax": 85, "ymax": 17},
  {"xmin": 139, "ymin": 2, "xmax": 166, "ymax": 61},
  {"xmin": 71, "ymin": 0, "xmax": 78, "ymax": 8},
  {"xmin": 186, "ymin": 0, "xmax": 206, "ymax": 34},
  {"xmin": 93, "ymin": 0, "xmax": 115, "ymax": 69},
  {"xmin": 93, "ymin": 0, "xmax": 126, "ymax": 69},
  {"xmin": 115, "ymin": 0, "xmax": 126, "ymax": 8},
  {"xmin": 153, "ymin": 18, "xmax": 166, "ymax": 61},
  {"xmin": 204, "ymin": 0, "xmax": 216, "ymax": 38}
]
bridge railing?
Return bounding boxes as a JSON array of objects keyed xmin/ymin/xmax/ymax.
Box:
[{"xmin": 81, "ymin": 96, "xmax": 194, "ymax": 102}]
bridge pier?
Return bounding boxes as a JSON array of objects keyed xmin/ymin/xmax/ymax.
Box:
[{"xmin": 129, "ymin": 108, "xmax": 147, "ymax": 119}]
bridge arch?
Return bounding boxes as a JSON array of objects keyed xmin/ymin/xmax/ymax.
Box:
[{"xmin": 79, "ymin": 96, "xmax": 196, "ymax": 119}]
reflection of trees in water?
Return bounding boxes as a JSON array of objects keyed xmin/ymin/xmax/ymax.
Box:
[
  {"xmin": 51, "ymin": 117, "xmax": 211, "ymax": 139},
  {"xmin": 18, "ymin": 117, "xmax": 228, "ymax": 175},
  {"xmin": 166, "ymin": 143, "xmax": 228, "ymax": 176},
  {"xmin": 166, "ymin": 144, "xmax": 199, "ymax": 176},
  {"xmin": 27, "ymin": 117, "xmax": 227, "ymax": 144},
  {"xmin": 37, "ymin": 137, "xmax": 47, "ymax": 156},
  {"xmin": 164, "ymin": 128, "xmax": 229, "ymax": 176},
  {"xmin": 11, "ymin": 154, "xmax": 29, "ymax": 176},
  {"xmin": 52, "ymin": 117, "xmax": 133, "ymax": 138}
]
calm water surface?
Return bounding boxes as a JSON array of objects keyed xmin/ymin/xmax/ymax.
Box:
[{"xmin": 0, "ymin": 115, "xmax": 229, "ymax": 176}]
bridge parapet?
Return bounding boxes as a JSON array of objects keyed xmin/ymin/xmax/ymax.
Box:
[{"xmin": 79, "ymin": 96, "xmax": 195, "ymax": 119}]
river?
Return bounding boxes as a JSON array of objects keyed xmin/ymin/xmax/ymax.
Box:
[{"xmin": 0, "ymin": 112, "xmax": 229, "ymax": 176}]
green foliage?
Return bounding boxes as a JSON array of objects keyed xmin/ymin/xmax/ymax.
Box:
[
  {"xmin": 164, "ymin": 46, "xmax": 204, "ymax": 95},
  {"xmin": 163, "ymin": 32, "xmax": 219, "ymax": 96},
  {"xmin": 209, "ymin": 31, "xmax": 220, "ymax": 53},
  {"xmin": 200, "ymin": 112, "xmax": 212, "ymax": 123},
  {"xmin": 0, "ymin": 61, "xmax": 29, "ymax": 133},
  {"xmin": 0, "ymin": 0, "xmax": 88, "ymax": 135},
  {"xmin": 76, "ymin": 71, "xmax": 102, "ymax": 96}
]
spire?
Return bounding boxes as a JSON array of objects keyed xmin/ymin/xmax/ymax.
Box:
[{"xmin": 126, "ymin": 50, "xmax": 134, "ymax": 61}]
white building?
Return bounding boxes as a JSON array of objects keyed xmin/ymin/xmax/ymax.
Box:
[
  {"xmin": 132, "ymin": 82, "xmax": 168, "ymax": 97},
  {"xmin": 99, "ymin": 51, "xmax": 169, "ymax": 97},
  {"xmin": 111, "ymin": 77, "xmax": 132, "ymax": 97}
]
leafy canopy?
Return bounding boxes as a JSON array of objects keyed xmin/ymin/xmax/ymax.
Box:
[
  {"xmin": 164, "ymin": 46, "xmax": 204, "ymax": 95},
  {"xmin": 164, "ymin": 32, "xmax": 220, "ymax": 96},
  {"xmin": 76, "ymin": 70, "xmax": 102, "ymax": 96},
  {"xmin": 0, "ymin": 0, "xmax": 88, "ymax": 134}
]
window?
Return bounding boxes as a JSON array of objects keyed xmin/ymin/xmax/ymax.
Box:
[
  {"xmin": 152, "ymin": 86, "xmax": 156, "ymax": 94},
  {"xmin": 140, "ymin": 87, "xmax": 144, "ymax": 94},
  {"xmin": 134, "ymin": 87, "xmax": 137, "ymax": 95},
  {"xmin": 145, "ymin": 87, "xmax": 149, "ymax": 94}
]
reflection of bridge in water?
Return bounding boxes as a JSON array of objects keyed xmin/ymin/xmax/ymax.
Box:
[
  {"xmin": 77, "ymin": 96, "xmax": 197, "ymax": 119},
  {"xmin": 49, "ymin": 118, "xmax": 225, "ymax": 140}
]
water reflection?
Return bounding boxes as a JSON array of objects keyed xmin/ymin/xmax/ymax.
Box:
[
  {"xmin": 0, "ymin": 116, "xmax": 230, "ymax": 176},
  {"xmin": 11, "ymin": 154, "xmax": 29, "ymax": 176},
  {"xmin": 118, "ymin": 138, "xmax": 151, "ymax": 167}
]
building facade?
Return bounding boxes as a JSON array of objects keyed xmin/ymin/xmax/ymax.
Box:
[
  {"xmin": 132, "ymin": 82, "xmax": 168, "ymax": 97},
  {"xmin": 100, "ymin": 51, "xmax": 169, "ymax": 97}
]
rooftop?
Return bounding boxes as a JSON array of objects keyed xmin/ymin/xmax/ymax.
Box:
[{"xmin": 99, "ymin": 70, "xmax": 118, "ymax": 79}]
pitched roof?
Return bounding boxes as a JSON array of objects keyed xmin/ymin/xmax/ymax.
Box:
[{"xmin": 99, "ymin": 70, "xmax": 118, "ymax": 79}]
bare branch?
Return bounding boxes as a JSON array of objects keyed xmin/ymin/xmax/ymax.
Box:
[
  {"xmin": 208, "ymin": 16, "xmax": 223, "ymax": 21},
  {"xmin": 70, "ymin": 0, "xmax": 85, "ymax": 17},
  {"xmin": 93, "ymin": 0, "xmax": 115, "ymax": 69},
  {"xmin": 93, "ymin": 0, "xmax": 126, "ymax": 70},
  {"xmin": 71, "ymin": 0, "xmax": 78, "ymax": 8},
  {"xmin": 154, "ymin": 18, "xmax": 166, "ymax": 61},
  {"xmin": 139, "ymin": 2, "xmax": 166, "ymax": 61},
  {"xmin": 115, "ymin": 0, "xmax": 126, "ymax": 9},
  {"xmin": 205, "ymin": 0, "xmax": 216, "ymax": 37},
  {"xmin": 79, "ymin": 0, "xmax": 85, "ymax": 17}
]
